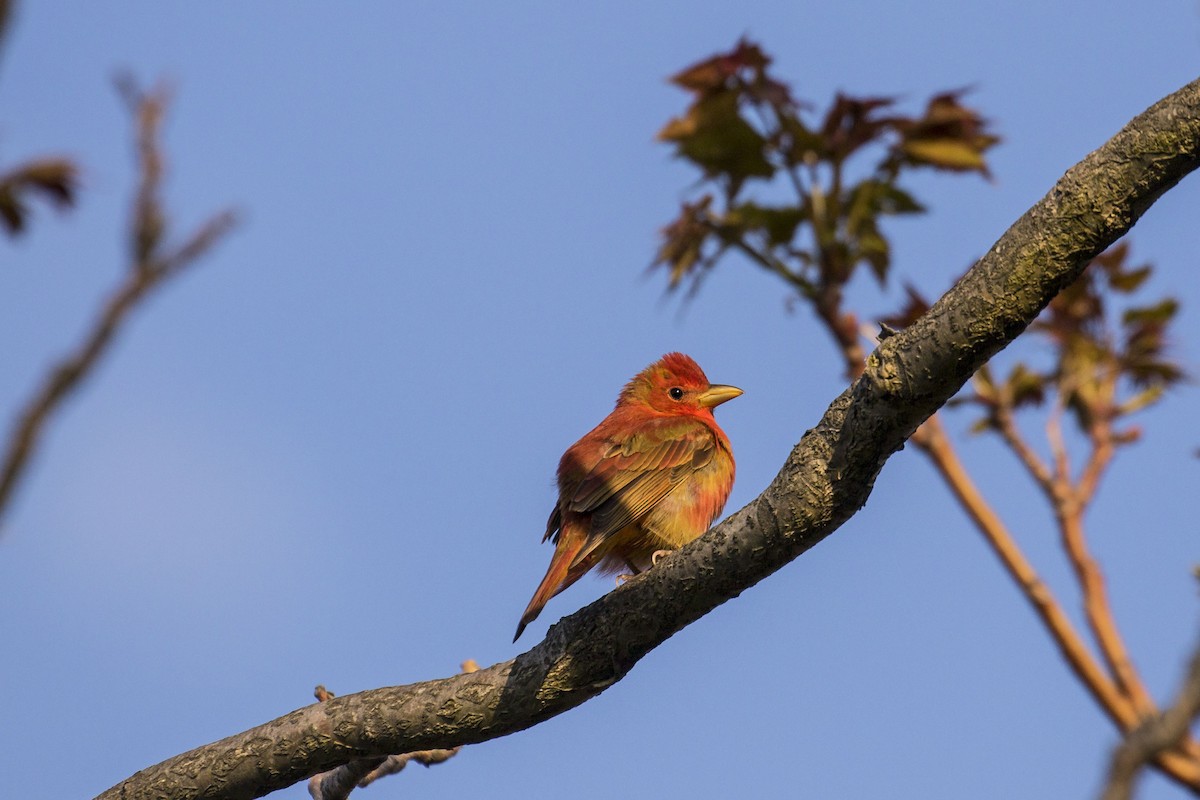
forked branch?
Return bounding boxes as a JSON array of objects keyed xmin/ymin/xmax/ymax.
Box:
[{"xmin": 0, "ymin": 81, "xmax": 236, "ymax": 530}]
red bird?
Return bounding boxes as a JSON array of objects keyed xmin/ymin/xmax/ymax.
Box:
[{"xmin": 514, "ymin": 352, "xmax": 741, "ymax": 642}]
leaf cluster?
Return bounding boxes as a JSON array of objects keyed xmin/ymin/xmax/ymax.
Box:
[
  {"xmin": 967, "ymin": 243, "xmax": 1184, "ymax": 437},
  {"xmin": 654, "ymin": 38, "xmax": 998, "ymax": 302}
]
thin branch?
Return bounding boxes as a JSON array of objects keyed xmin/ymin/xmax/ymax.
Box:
[
  {"xmin": 94, "ymin": 76, "xmax": 1200, "ymax": 800},
  {"xmin": 994, "ymin": 392, "xmax": 1148, "ymax": 716},
  {"xmin": 912, "ymin": 417, "xmax": 1134, "ymax": 726},
  {"xmin": 1058, "ymin": 509, "xmax": 1159, "ymax": 719},
  {"xmin": 705, "ymin": 219, "xmax": 809, "ymax": 293},
  {"xmin": 1077, "ymin": 413, "xmax": 1117, "ymax": 508},
  {"xmin": 1048, "ymin": 375, "xmax": 1164, "ymax": 721},
  {"xmin": 306, "ymin": 757, "xmax": 385, "ymax": 800},
  {"xmin": 1101, "ymin": 633, "xmax": 1200, "ymax": 800},
  {"xmin": 0, "ymin": 82, "xmax": 237, "ymax": 531},
  {"xmin": 915, "ymin": 417, "xmax": 1200, "ymax": 785},
  {"xmin": 1046, "ymin": 399, "xmax": 1072, "ymax": 489},
  {"xmin": 993, "ymin": 404, "xmax": 1056, "ymax": 498}
]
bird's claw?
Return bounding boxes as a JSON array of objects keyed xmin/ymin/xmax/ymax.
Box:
[
  {"xmin": 651, "ymin": 549, "xmax": 674, "ymax": 566},
  {"xmin": 615, "ymin": 573, "xmax": 635, "ymax": 586}
]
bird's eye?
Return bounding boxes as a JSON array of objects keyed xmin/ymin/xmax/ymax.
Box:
[{"xmin": 668, "ymin": 387, "xmax": 684, "ymax": 400}]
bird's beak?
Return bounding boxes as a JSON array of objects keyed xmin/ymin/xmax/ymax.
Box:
[{"xmin": 697, "ymin": 384, "xmax": 743, "ymax": 408}]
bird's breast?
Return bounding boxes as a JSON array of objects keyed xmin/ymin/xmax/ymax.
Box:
[{"xmin": 638, "ymin": 444, "xmax": 735, "ymax": 550}]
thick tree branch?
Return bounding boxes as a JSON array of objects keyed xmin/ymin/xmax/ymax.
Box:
[
  {"xmin": 306, "ymin": 661, "xmax": 477, "ymax": 800},
  {"xmin": 96, "ymin": 76, "xmax": 1200, "ymax": 800}
]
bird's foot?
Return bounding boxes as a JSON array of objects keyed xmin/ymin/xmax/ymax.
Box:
[
  {"xmin": 615, "ymin": 573, "xmax": 635, "ymax": 586},
  {"xmin": 651, "ymin": 549, "xmax": 675, "ymax": 567}
]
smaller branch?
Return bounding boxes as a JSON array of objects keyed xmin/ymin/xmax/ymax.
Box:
[
  {"xmin": 1046, "ymin": 399, "xmax": 1071, "ymax": 490},
  {"xmin": 994, "ymin": 404, "xmax": 1055, "ymax": 498},
  {"xmin": 1101, "ymin": 634, "xmax": 1200, "ymax": 800},
  {"xmin": 911, "ymin": 416, "xmax": 1142, "ymax": 729},
  {"xmin": 308, "ymin": 661, "xmax": 479, "ymax": 800},
  {"xmin": 124, "ymin": 76, "xmax": 167, "ymax": 267},
  {"xmin": 1077, "ymin": 414, "xmax": 1116, "ymax": 509},
  {"xmin": 812, "ymin": 291, "xmax": 865, "ymax": 379},
  {"xmin": 783, "ymin": 161, "xmax": 808, "ymax": 203},
  {"xmin": 1047, "ymin": 380, "xmax": 1158, "ymax": 721},
  {"xmin": 358, "ymin": 749, "xmax": 463, "ymax": 785},
  {"xmin": 0, "ymin": 82, "xmax": 236, "ymax": 531},
  {"xmin": 921, "ymin": 407, "xmax": 1199, "ymax": 779},
  {"xmin": 715, "ymin": 226, "xmax": 813, "ymax": 298},
  {"xmin": 306, "ymin": 756, "xmax": 386, "ymax": 800},
  {"xmin": 1058, "ymin": 498, "xmax": 1159, "ymax": 721}
]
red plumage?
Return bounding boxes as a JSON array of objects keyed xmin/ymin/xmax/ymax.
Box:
[{"xmin": 514, "ymin": 353, "xmax": 741, "ymax": 642}]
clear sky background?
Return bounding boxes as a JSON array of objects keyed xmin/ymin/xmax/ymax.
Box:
[{"xmin": 0, "ymin": 3, "xmax": 1197, "ymax": 799}]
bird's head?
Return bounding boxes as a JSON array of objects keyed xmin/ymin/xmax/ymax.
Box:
[{"xmin": 617, "ymin": 352, "xmax": 743, "ymax": 416}]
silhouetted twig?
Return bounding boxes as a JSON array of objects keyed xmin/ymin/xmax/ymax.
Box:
[{"xmin": 0, "ymin": 79, "xmax": 236, "ymax": 531}]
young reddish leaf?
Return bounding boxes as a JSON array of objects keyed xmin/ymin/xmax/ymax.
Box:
[
  {"xmin": 900, "ymin": 138, "xmax": 991, "ymax": 173},
  {"xmin": 0, "ymin": 184, "xmax": 26, "ymax": 233},
  {"xmin": 1122, "ymin": 298, "xmax": 1178, "ymax": 326},
  {"xmin": 0, "ymin": 157, "xmax": 79, "ymax": 236},
  {"xmin": 779, "ymin": 112, "xmax": 826, "ymax": 165},
  {"xmin": 973, "ymin": 363, "xmax": 998, "ymax": 400},
  {"xmin": 725, "ymin": 202, "xmax": 806, "ymax": 246},
  {"xmin": 856, "ymin": 222, "xmax": 890, "ymax": 284},
  {"xmin": 1108, "ymin": 264, "xmax": 1151, "ymax": 293},
  {"xmin": 878, "ymin": 283, "xmax": 931, "ymax": 330},
  {"xmin": 1117, "ymin": 385, "xmax": 1166, "ymax": 416},
  {"xmin": 653, "ymin": 196, "xmax": 715, "ymax": 289},
  {"xmin": 969, "ymin": 415, "xmax": 999, "ymax": 434},
  {"xmin": 892, "ymin": 90, "xmax": 999, "ymax": 176},
  {"xmin": 658, "ymin": 90, "xmax": 774, "ymax": 184},
  {"xmin": 1006, "ymin": 363, "xmax": 1047, "ymax": 409},
  {"xmin": 821, "ymin": 93, "xmax": 896, "ymax": 162},
  {"xmin": 876, "ymin": 183, "xmax": 925, "ymax": 215},
  {"xmin": 1122, "ymin": 317, "xmax": 1185, "ymax": 389},
  {"xmin": 668, "ymin": 38, "xmax": 771, "ymax": 94},
  {"xmin": 846, "ymin": 179, "xmax": 926, "ymax": 230},
  {"xmin": 1123, "ymin": 359, "xmax": 1185, "ymax": 388},
  {"xmin": 18, "ymin": 159, "xmax": 78, "ymax": 206},
  {"xmin": 1091, "ymin": 242, "xmax": 1154, "ymax": 293}
]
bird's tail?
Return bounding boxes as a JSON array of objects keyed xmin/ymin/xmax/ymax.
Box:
[{"xmin": 514, "ymin": 525, "xmax": 590, "ymax": 642}]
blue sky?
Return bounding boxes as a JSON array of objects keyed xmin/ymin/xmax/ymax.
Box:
[{"xmin": 0, "ymin": 2, "xmax": 1197, "ymax": 798}]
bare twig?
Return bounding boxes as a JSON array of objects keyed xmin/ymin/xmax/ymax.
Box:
[
  {"xmin": 1058, "ymin": 506, "xmax": 1158, "ymax": 718},
  {"xmin": 1046, "ymin": 399, "xmax": 1071, "ymax": 488},
  {"xmin": 993, "ymin": 405, "xmax": 1055, "ymax": 498},
  {"xmin": 0, "ymin": 80, "xmax": 236, "ymax": 531},
  {"xmin": 1078, "ymin": 413, "xmax": 1117, "ymax": 508},
  {"xmin": 1101, "ymin": 634, "xmax": 1200, "ymax": 800},
  {"xmin": 0, "ymin": 0, "xmax": 12, "ymax": 80},
  {"xmin": 912, "ymin": 417, "xmax": 1138, "ymax": 729},
  {"xmin": 992, "ymin": 381, "xmax": 1158, "ymax": 721}
]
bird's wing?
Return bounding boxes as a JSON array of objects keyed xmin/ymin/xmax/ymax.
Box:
[{"xmin": 566, "ymin": 416, "xmax": 716, "ymax": 552}]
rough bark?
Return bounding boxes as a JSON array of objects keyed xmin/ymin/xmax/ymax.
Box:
[{"xmin": 96, "ymin": 76, "xmax": 1200, "ymax": 800}]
